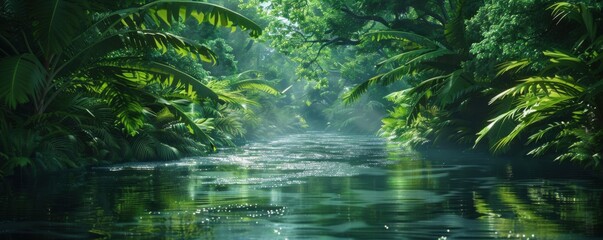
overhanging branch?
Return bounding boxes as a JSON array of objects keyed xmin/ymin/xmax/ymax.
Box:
[
  {"xmin": 340, "ymin": 7, "xmax": 391, "ymax": 28},
  {"xmin": 303, "ymin": 37, "xmax": 360, "ymax": 67}
]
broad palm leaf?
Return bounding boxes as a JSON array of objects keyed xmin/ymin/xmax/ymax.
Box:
[
  {"xmin": 342, "ymin": 31, "xmax": 456, "ymax": 104},
  {"xmin": 0, "ymin": 0, "xmax": 263, "ymax": 176},
  {"xmin": 0, "ymin": 0, "xmax": 262, "ymax": 132}
]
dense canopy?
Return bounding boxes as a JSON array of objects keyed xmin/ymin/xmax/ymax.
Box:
[{"xmin": 1, "ymin": 0, "xmax": 602, "ymax": 176}]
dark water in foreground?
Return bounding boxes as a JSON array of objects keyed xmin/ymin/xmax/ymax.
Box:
[{"xmin": 1, "ymin": 132, "xmax": 602, "ymax": 239}]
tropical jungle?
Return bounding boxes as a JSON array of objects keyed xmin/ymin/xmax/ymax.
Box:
[{"xmin": 1, "ymin": 0, "xmax": 602, "ymax": 239}]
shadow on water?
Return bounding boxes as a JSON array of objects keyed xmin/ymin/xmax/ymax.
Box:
[{"xmin": 1, "ymin": 132, "xmax": 602, "ymax": 239}]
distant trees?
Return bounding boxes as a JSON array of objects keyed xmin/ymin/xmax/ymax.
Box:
[{"xmin": 252, "ymin": 0, "xmax": 603, "ymax": 168}]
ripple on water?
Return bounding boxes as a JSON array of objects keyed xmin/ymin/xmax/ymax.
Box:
[
  {"xmin": 3, "ymin": 132, "xmax": 603, "ymax": 240},
  {"xmin": 91, "ymin": 134, "xmax": 420, "ymax": 193}
]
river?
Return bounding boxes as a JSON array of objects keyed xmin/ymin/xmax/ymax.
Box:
[{"xmin": 1, "ymin": 132, "xmax": 602, "ymax": 239}]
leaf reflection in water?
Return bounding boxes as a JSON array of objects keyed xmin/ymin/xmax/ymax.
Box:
[{"xmin": 0, "ymin": 133, "xmax": 602, "ymax": 239}]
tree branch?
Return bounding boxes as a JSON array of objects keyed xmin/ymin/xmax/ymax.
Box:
[
  {"xmin": 302, "ymin": 37, "xmax": 360, "ymax": 68},
  {"xmin": 340, "ymin": 7, "xmax": 391, "ymax": 28}
]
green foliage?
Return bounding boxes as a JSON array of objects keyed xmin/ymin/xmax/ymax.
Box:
[
  {"xmin": 465, "ymin": 0, "xmax": 555, "ymax": 80},
  {"xmin": 342, "ymin": 30, "xmax": 456, "ymax": 104},
  {"xmin": 0, "ymin": 0, "xmax": 264, "ymax": 178},
  {"xmin": 235, "ymin": 0, "xmax": 603, "ymax": 171},
  {"xmin": 1, "ymin": 0, "xmax": 262, "ymax": 124},
  {"xmin": 3, "ymin": 0, "xmax": 603, "ymax": 179},
  {"xmin": 343, "ymin": 0, "xmax": 486, "ymax": 146},
  {"xmin": 0, "ymin": 110, "xmax": 83, "ymax": 177},
  {"xmin": 0, "ymin": 54, "xmax": 44, "ymax": 109},
  {"xmin": 477, "ymin": 1, "xmax": 603, "ymax": 167},
  {"xmin": 200, "ymin": 70, "xmax": 282, "ymax": 145}
]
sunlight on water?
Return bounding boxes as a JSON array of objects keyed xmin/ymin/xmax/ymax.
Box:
[{"xmin": 1, "ymin": 132, "xmax": 602, "ymax": 239}]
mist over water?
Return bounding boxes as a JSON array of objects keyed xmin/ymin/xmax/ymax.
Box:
[{"xmin": 1, "ymin": 132, "xmax": 602, "ymax": 239}]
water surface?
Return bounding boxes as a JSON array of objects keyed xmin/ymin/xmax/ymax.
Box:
[{"xmin": 1, "ymin": 132, "xmax": 602, "ymax": 239}]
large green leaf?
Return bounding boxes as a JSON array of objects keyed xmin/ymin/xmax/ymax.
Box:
[
  {"xmin": 28, "ymin": 0, "xmax": 89, "ymax": 56},
  {"xmin": 83, "ymin": 1, "xmax": 262, "ymax": 38},
  {"xmin": 346, "ymin": 30, "xmax": 456, "ymax": 104},
  {"xmin": 158, "ymin": 98, "xmax": 215, "ymax": 148},
  {"xmin": 0, "ymin": 54, "xmax": 45, "ymax": 109},
  {"xmin": 130, "ymin": 133, "xmax": 157, "ymax": 160},
  {"xmin": 140, "ymin": 1, "xmax": 262, "ymax": 37},
  {"xmin": 67, "ymin": 1, "xmax": 262, "ymax": 54},
  {"xmin": 435, "ymin": 70, "xmax": 477, "ymax": 106},
  {"xmin": 490, "ymin": 76, "xmax": 584, "ymax": 103},
  {"xmin": 93, "ymin": 81, "xmax": 146, "ymax": 135},
  {"xmin": 87, "ymin": 60, "xmax": 219, "ymax": 101},
  {"xmin": 229, "ymin": 79, "xmax": 279, "ymax": 95},
  {"xmin": 60, "ymin": 30, "xmax": 217, "ymax": 76},
  {"xmin": 206, "ymin": 80, "xmax": 257, "ymax": 106},
  {"xmin": 344, "ymin": 47, "xmax": 455, "ymax": 104},
  {"xmin": 342, "ymin": 74, "xmax": 382, "ymax": 104},
  {"xmin": 376, "ymin": 48, "xmax": 434, "ymax": 69}
]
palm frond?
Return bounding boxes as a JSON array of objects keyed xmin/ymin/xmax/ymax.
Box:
[
  {"xmin": 87, "ymin": 60, "xmax": 219, "ymax": 101},
  {"xmin": 363, "ymin": 31, "xmax": 445, "ymax": 49},
  {"xmin": 130, "ymin": 133, "xmax": 156, "ymax": 160},
  {"xmin": 0, "ymin": 54, "xmax": 45, "ymax": 109},
  {"xmin": 444, "ymin": 0, "xmax": 467, "ymax": 50},
  {"xmin": 474, "ymin": 106, "xmax": 521, "ymax": 149},
  {"xmin": 526, "ymin": 122, "xmax": 565, "ymax": 144},
  {"xmin": 376, "ymin": 48, "xmax": 433, "ymax": 68},
  {"xmin": 435, "ymin": 70, "xmax": 478, "ymax": 106},
  {"xmin": 347, "ymin": 32, "xmax": 454, "ymax": 104},
  {"xmin": 478, "ymin": 91, "xmax": 577, "ymax": 152},
  {"xmin": 138, "ymin": 1, "xmax": 262, "ymax": 37},
  {"xmin": 496, "ymin": 59, "xmax": 531, "ymax": 76},
  {"xmin": 542, "ymin": 50, "xmax": 588, "ymax": 73},
  {"xmin": 216, "ymin": 90, "xmax": 258, "ymax": 106},
  {"xmin": 197, "ymin": 103, "xmax": 223, "ymax": 117},
  {"xmin": 384, "ymin": 89, "xmax": 412, "ymax": 104},
  {"xmin": 28, "ymin": 0, "xmax": 89, "ymax": 56},
  {"xmin": 37, "ymin": 133, "xmax": 79, "ymax": 169},
  {"xmin": 548, "ymin": 2, "xmax": 579, "ymax": 22},
  {"xmin": 102, "ymin": 83, "xmax": 145, "ymax": 135},
  {"xmin": 548, "ymin": 2, "xmax": 598, "ymax": 44},
  {"xmin": 164, "ymin": 121, "xmax": 189, "ymax": 134},
  {"xmin": 72, "ymin": 0, "xmax": 262, "ymax": 47},
  {"xmin": 194, "ymin": 117, "xmax": 215, "ymax": 132},
  {"xmin": 342, "ymin": 74, "xmax": 381, "ymax": 104},
  {"xmin": 62, "ymin": 30, "xmax": 217, "ymax": 75},
  {"xmin": 214, "ymin": 116, "xmax": 245, "ymax": 137},
  {"xmin": 490, "ymin": 76, "xmax": 584, "ymax": 103},
  {"xmin": 206, "ymin": 80, "xmax": 257, "ymax": 106},
  {"xmin": 230, "ymin": 79, "xmax": 279, "ymax": 95},
  {"xmin": 154, "ymin": 142, "xmax": 180, "ymax": 160},
  {"xmin": 121, "ymin": 30, "xmax": 217, "ymax": 62},
  {"xmin": 158, "ymin": 98, "xmax": 215, "ymax": 148}
]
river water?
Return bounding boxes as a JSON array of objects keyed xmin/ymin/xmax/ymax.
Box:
[{"xmin": 1, "ymin": 132, "xmax": 602, "ymax": 239}]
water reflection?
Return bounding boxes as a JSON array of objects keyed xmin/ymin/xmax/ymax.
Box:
[{"xmin": 0, "ymin": 132, "xmax": 602, "ymax": 239}]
